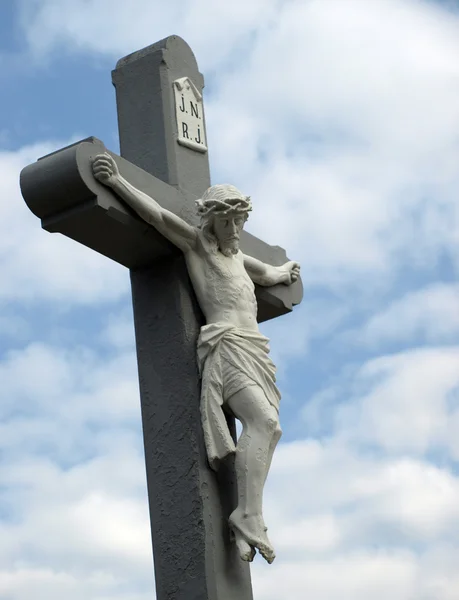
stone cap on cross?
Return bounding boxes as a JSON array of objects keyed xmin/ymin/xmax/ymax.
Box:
[{"xmin": 20, "ymin": 136, "xmax": 303, "ymax": 323}]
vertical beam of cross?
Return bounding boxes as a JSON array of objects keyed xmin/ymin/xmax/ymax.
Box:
[{"xmin": 112, "ymin": 36, "xmax": 254, "ymax": 600}]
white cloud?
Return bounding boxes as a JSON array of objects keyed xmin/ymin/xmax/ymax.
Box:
[
  {"xmin": 251, "ymin": 436, "xmax": 459, "ymax": 599},
  {"xmin": 0, "ymin": 312, "xmax": 29, "ymax": 340},
  {"xmin": 100, "ymin": 308, "xmax": 136, "ymax": 351},
  {"xmin": 3, "ymin": 1, "xmax": 459, "ymax": 599},
  {"xmin": 266, "ymin": 438, "xmax": 459, "ymax": 537},
  {"xmin": 304, "ymin": 346, "xmax": 459, "ymax": 457},
  {"xmin": 9, "ymin": 0, "xmax": 459, "ymax": 294},
  {"xmin": 253, "ymin": 550, "xmax": 419, "ymax": 600},
  {"xmin": 0, "ymin": 338, "xmax": 152, "ymax": 599},
  {"xmin": 343, "ymin": 347, "xmax": 459, "ymax": 455},
  {"xmin": 18, "ymin": 0, "xmax": 281, "ymax": 70},
  {"xmin": 247, "ymin": 457, "xmax": 458, "ymax": 600},
  {"xmin": 2, "ymin": 338, "xmax": 459, "ymax": 599},
  {"xmin": 0, "ymin": 340, "xmax": 140, "ymax": 471},
  {"xmin": 204, "ymin": 0, "xmax": 459, "ymax": 284},
  {"xmin": 355, "ymin": 283, "xmax": 459, "ymax": 347}
]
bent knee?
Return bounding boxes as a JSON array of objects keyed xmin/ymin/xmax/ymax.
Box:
[
  {"xmin": 256, "ymin": 412, "xmax": 282, "ymax": 439},
  {"xmin": 228, "ymin": 386, "xmax": 281, "ymax": 437},
  {"xmin": 271, "ymin": 419, "xmax": 282, "ymax": 440}
]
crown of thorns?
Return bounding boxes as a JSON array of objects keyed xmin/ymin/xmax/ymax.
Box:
[{"xmin": 195, "ymin": 184, "xmax": 252, "ymax": 218}]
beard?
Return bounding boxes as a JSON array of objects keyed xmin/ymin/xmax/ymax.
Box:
[{"xmin": 219, "ymin": 238, "xmax": 239, "ymax": 257}]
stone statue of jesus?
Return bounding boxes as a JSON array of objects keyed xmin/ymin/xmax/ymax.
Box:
[{"xmin": 93, "ymin": 153, "xmax": 300, "ymax": 564}]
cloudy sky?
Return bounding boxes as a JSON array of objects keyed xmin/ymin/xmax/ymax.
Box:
[{"xmin": 1, "ymin": 0, "xmax": 459, "ymax": 598}]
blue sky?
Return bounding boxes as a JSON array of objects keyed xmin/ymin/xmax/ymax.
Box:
[{"xmin": 1, "ymin": 1, "xmax": 459, "ymax": 599}]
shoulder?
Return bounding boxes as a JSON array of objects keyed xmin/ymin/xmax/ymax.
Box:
[{"xmin": 185, "ymin": 229, "xmax": 213, "ymax": 258}]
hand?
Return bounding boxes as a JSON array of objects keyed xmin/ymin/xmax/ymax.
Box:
[
  {"xmin": 92, "ymin": 152, "xmax": 120, "ymax": 187},
  {"xmin": 279, "ymin": 260, "xmax": 300, "ymax": 285}
]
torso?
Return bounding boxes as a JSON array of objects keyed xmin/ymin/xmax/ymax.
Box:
[{"xmin": 185, "ymin": 233, "xmax": 259, "ymax": 330}]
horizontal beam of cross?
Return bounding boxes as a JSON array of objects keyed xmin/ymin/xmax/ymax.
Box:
[{"xmin": 21, "ymin": 137, "xmax": 303, "ymax": 323}]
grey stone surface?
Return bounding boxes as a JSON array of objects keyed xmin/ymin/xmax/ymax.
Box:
[
  {"xmin": 19, "ymin": 34, "xmax": 303, "ymax": 600},
  {"xmin": 131, "ymin": 257, "xmax": 252, "ymax": 599},
  {"xmin": 112, "ymin": 36, "xmax": 209, "ymax": 199},
  {"xmin": 113, "ymin": 35, "xmax": 254, "ymax": 599},
  {"xmin": 20, "ymin": 137, "xmax": 302, "ymax": 322}
]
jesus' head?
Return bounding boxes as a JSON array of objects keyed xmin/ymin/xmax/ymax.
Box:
[{"xmin": 196, "ymin": 184, "xmax": 252, "ymax": 256}]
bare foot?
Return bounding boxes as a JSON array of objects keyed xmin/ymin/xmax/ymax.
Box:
[
  {"xmin": 230, "ymin": 527, "xmax": 256, "ymax": 562},
  {"xmin": 229, "ymin": 510, "xmax": 276, "ymax": 564}
]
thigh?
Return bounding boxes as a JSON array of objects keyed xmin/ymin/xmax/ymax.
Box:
[{"xmin": 226, "ymin": 385, "xmax": 279, "ymax": 430}]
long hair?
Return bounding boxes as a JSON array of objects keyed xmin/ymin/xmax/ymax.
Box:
[{"xmin": 195, "ymin": 184, "xmax": 252, "ymax": 250}]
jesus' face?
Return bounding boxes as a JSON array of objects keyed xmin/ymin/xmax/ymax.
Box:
[{"xmin": 213, "ymin": 213, "xmax": 246, "ymax": 256}]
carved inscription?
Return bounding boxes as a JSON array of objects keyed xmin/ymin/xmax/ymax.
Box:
[{"xmin": 174, "ymin": 77, "xmax": 208, "ymax": 153}]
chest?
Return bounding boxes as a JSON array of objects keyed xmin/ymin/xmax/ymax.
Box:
[
  {"xmin": 208, "ymin": 252, "xmax": 251, "ymax": 286},
  {"xmin": 186, "ymin": 244, "xmax": 254, "ymax": 297}
]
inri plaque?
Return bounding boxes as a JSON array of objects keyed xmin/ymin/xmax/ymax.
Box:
[{"xmin": 174, "ymin": 76, "xmax": 208, "ymax": 153}]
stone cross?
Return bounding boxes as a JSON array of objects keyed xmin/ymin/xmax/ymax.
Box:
[{"xmin": 20, "ymin": 36, "xmax": 302, "ymax": 600}]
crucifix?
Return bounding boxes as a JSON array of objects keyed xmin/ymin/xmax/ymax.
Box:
[{"xmin": 20, "ymin": 36, "xmax": 302, "ymax": 600}]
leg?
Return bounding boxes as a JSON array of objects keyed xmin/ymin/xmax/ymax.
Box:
[{"xmin": 226, "ymin": 385, "xmax": 282, "ymax": 563}]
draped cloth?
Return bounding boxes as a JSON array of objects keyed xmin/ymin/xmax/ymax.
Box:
[{"xmin": 197, "ymin": 322, "xmax": 281, "ymax": 470}]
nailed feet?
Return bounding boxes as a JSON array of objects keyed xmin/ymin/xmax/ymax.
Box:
[{"xmin": 229, "ymin": 510, "xmax": 276, "ymax": 564}]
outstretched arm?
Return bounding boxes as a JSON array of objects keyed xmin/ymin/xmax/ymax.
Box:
[
  {"xmin": 243, "ymin": 254, "xmax": 300, "ymax": 286},
  {"xmin": 93, "ymin": 153, "xmax": 197, "ymax": 253}
]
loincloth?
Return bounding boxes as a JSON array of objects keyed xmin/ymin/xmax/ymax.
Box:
[{"xmin": 197, "ymin": 322, "xmax": 281, "ymax": 470}]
